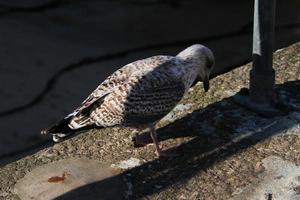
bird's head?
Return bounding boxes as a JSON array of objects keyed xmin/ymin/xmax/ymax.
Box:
[{"xmin": 177, "ymin": 44, "xmax": 215, "ymax": 92}]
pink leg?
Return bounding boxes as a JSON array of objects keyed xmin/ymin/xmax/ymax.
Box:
[{"xmin": 149, "ymin": 126, "xmax": 180, "ymax": 157}]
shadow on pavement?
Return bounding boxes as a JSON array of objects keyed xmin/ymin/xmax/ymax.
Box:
[{"xmin": 54, "ymin": 80, "xmax": 300, "ymax": 200}]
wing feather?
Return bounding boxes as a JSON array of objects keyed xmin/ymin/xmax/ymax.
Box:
[
  {"xmin": 123, "ymin": 79, "xmax": 186, "ymax": 125},
  {"xmin": 68, "ymin": 64, "xmax": 136, "ymax": 117},
  {"xmin": 68, "ymin": 56, "xmax": 174, "ymax": 118}
]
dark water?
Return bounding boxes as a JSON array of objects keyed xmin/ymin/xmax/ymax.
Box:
[{"xmin": 0, "ymin": 0, "xmax": 299, "ymax": 165}]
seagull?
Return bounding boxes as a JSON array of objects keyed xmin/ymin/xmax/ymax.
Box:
[{"xmin": 41, "ymin": 44, "xmax": 215, "ymax": 157}]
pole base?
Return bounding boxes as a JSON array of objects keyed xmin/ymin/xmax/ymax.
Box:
[{"xmin": 233, "ymin": 88, "xmax": 291, "ymax": 118}]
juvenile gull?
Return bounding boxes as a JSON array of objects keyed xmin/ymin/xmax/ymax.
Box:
[{"xmin": 41, "ymin": 44, "xmax": 215, "ymax": 157}]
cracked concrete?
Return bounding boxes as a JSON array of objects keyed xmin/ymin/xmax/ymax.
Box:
[
  {"xmin": 0, "ymin": 0, "xmax": 300, "ymax": 165},
  {"xmin": 0, "ymin": 42, "xmax": 299, "ymax": 199}
]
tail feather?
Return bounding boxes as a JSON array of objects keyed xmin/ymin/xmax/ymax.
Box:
[
  {"xmin": 68, "ymin": 115, "xmax": 92, "ymax": 129},
  {"xmin": 42, "ymin": 112, "xmax": 100, "ymax": 142},
  {"xmin": 41, "ymin": 117, "xmax": 73, "ymax": 135}
]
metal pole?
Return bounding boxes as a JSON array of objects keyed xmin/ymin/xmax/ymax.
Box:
[
  {"xmin": 233, "ymin": 0, "xmax": 290, "ymax": 117},
  {"xmin": 250, "ymin": 0, "xmax": 276, "ymax": 105}
]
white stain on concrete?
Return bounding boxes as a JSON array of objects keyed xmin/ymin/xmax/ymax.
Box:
[
  {"xmin": 232, "ymin": 156, "xmax": 300, "ymax": 200},
  {"xmin": 111, "ymin": 157, "xmax": 141, "ymax": 170}
]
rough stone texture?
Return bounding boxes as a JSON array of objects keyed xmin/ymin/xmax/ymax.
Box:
[
  {"xmin": 0, "ymin": 0, "xmax": 300, "ymax": 160},
  {"xmin": 232, "ymin": 156, "xmax": 300, "ymax": 200},
  {"xmin": 0, "ymin": 43, "xmax": 299, "ymax": 200}
]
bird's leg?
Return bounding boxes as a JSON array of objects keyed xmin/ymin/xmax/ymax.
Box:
[
  {"xmin": 149, "ymin": 125, "xmax": 180, "ymax": 157},
  {"xmin": 149, "ymin": 126, "xmax": 162, "ymax": 156}
]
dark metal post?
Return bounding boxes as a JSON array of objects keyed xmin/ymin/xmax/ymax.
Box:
[
  {"xmin": 233, "ymin": 0, "xmax": 290, "ymax": 117},
  {"xmin": 250, "ymin": 0, "xmax": 276, "ymax": 105}
]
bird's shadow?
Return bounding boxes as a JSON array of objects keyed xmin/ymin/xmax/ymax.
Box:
[{"xmin": 54, "ymin": 80, "xmax": 300, "ymax": 200}]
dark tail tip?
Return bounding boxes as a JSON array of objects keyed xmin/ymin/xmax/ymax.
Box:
[
  {"xmin": 41, "ymin": 128, "xmax": 50, "ymax": 135},
  {"xmin": 41, "ymin": 117, "xmax": 72, "ymax": 135}
]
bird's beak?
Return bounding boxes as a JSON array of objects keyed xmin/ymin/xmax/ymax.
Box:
[{"xmin": 203, "ymin": 78, "xmax": 210, "ymax": 92}]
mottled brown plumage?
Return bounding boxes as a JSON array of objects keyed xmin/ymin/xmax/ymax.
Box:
[{"xmin": 42, "ymin": 44, "xmax": 215, "ymax": 157}]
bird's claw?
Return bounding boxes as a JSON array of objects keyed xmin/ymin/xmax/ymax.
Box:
[{"xmin": 155, "ymin": 146, "xmax": 181, "ymax": 158}]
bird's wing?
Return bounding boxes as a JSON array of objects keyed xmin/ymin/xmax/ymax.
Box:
[
  {"xmin": 122, "ymin": 73, "xmax": 186, "ymax": 125},
  {"xmin": 67, "ymin": 64, "xmax": 138, "ymax": 118},
  {"xmin": 68, "ymin": 56, "xmax": 174, "ymax": 118}
]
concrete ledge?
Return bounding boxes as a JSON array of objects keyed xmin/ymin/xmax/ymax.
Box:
[{"xmin": 0, "ymin": 43, "xmax": 299, "ymax": 200}]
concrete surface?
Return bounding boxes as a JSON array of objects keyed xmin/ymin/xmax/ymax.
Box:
[
  {"xmin": 232, "ymin": 156, "xmax": 300, "ymax": 200},
  {"xmin": 0, "ymin": 42, "xmax": 299, "ymax": 200},
  {"xmin": 14, "ymin": 158, "xmax": 124, "ymax": 200},
  {"xmin": 0, "ymin": 0, "xmax": 300, "ymax": 164}
]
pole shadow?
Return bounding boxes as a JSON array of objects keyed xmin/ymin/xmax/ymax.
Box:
[{"xmin": 54, "ymin": 80, "xmax": 300, "ymax": 200}]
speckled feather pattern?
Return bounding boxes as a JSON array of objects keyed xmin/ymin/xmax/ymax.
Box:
[{"xmin": 67, "ymin": 45, "xmax": 213, "ymax": 129}]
